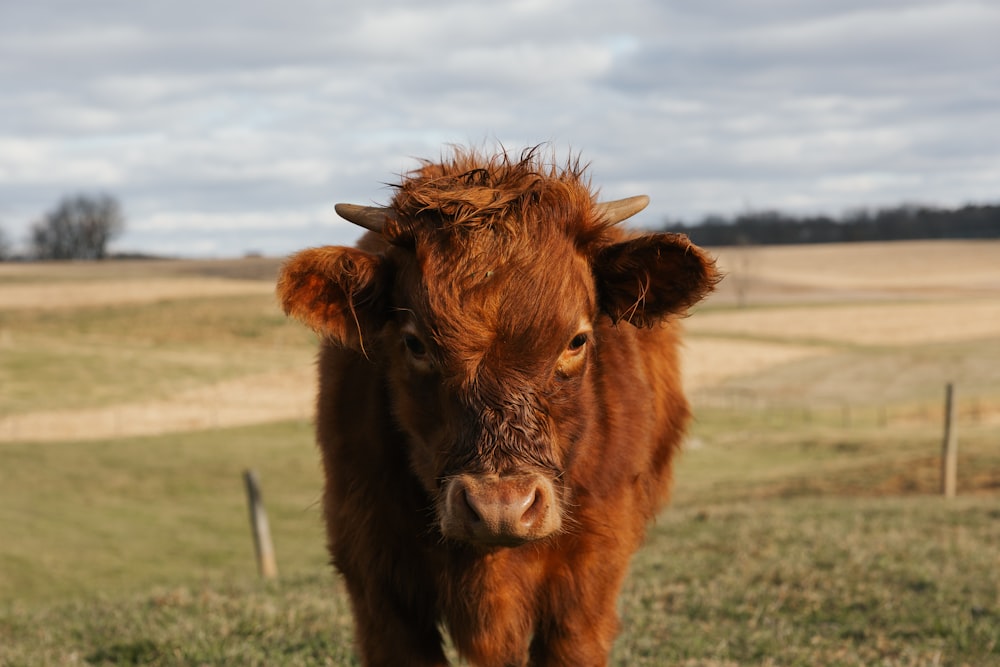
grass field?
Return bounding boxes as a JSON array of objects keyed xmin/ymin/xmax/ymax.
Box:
[{"xmin": 1, "ymin": 242, "xmax": 999, "ymax": 666}]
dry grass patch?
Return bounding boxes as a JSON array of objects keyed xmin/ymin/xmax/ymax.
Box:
[
  {"xmin": 0, "ymin": 285, "xmax": 316, "ymax": 441},
  {"xmin": 711, "ymin": 240, "xmax": 1000, "ymax": 293},
  {"xmin": 0, "ymin": 257, "xmax": 283, "ymax": 283},
  {"xmin": 0, "ymin": 253, "xmax": 283, "ymax": 311},
  {"xmin": 681, "ymin": 337, "xmax": 832, "ymax": 391},
  {"xmin": 688, "ymin": 299, "xmax": 1000, "ymax": 346},
  {"xmin": 0, "ymin": 367, "xmax": 315, "ymax": 443},
  {"xmin": 0, "ymin": 277, "xmax": 274, "ymax": 310}
]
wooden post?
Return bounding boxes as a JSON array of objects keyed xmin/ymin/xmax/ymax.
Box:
[
  {"xmin": 940, "ymin": 383, "xmax": 958, "ymax": 498},
  {"xmin": 243, "ymin": 469, "xmax": 278, "ymax": 579}
]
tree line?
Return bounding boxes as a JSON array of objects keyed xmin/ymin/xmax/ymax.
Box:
[
  {"xmin": 0, "ymin": 194, "xmax": 125, "ymax": 261},
  {"xmin": 3, "ymin": 195, "xmax": 998, "ymax": 260},
  {"xmin": 661, "ymin": 203, "xmax": 1000, "ymax": 246}
]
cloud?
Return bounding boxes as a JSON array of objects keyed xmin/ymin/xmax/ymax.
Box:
[{"xmin": 1, "ymin": 0, "xmax": 998, "ymax": 256}]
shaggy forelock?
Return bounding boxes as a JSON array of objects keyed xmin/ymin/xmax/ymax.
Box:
[{"xmin": 387, "ymin": 146, "xmax": 611, "ymax": 245}]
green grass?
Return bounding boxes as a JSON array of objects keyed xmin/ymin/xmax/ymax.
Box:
[
  {"xmin": 1, "ymin": 575, "xmax": 358, "ymax": 667},
  {"xmin": 2, "ymin": 494, "xmax": 997, "ymax": 666},
  {"xmin": 618, "ymin": 497, "xmax": 1000, "ymax": 666},
  {"xmin": 0, "ymin": 421, "xmax": 327, "ymax": 605},
  {"xmin": 2, "ymin": 417, "xmax": 998, "ymax": 666},
  {"xmin": 692, "ymin": 336, "xmax": 1000, "ymax": 408},
  {"xmin": 675, "ymin": 408, "xmax": 1000, "ymax": 507}
]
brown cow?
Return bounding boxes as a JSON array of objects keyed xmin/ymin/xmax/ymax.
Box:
[{"xmin": 277, "ymin": 147, "xmax": 718, "ymax": 667}]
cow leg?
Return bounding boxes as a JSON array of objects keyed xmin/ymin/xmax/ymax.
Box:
[
  {"xmin": 528, "ymin": 612, "xmax": 618, "ymax": 667},
  {"xmin": 527, "ymin": 540, "xmax": 635, "ymax": 667},
  {"xmin": 343, "ymin": 577, "xmax": 449, "ymax": 667}
]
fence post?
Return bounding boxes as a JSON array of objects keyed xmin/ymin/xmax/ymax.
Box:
[
  {"xmin": 243, "ymin": 469, "xmax": 278, "ymax": 579},
  {"xmin": 940, "ymin": 383, "xmax": 958, "ymax": 498}
]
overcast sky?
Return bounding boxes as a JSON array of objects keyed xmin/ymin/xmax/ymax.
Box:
[{"xmin": 2, "ymin": 0, "xmax": 998, "ymax": 257}]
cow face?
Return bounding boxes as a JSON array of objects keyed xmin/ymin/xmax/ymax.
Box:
[
  {"xmin": 278, "ymin": 219, "xmax": 715, "ymax": 548},
  {"xmin": 381, "ymin": 225, "xmax": 598, "ymax": 546}
]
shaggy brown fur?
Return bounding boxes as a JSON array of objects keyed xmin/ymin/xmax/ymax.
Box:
[{"xmin": 277, "ymin": 147, "xmax": 718, "ymax": 666}]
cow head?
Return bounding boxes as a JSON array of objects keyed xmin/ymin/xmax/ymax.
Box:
[{"xmin": 277, "ymin": 149, "xmax": 717, "ymax": 548}]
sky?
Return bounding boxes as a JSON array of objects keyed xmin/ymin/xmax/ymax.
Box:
[{"xmin": 2, "ymin": 0, "xmax": 998, "ymax": 258}]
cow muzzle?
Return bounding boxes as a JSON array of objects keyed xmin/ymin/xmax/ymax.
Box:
[{"xmin": 441, "ymin": 473, "xmax": 561, "ymax": 547}]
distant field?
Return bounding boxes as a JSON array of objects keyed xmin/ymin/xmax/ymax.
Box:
[
  {"xmin": 708, "ymin": 240, "xmax": 1000, "ymax": 295},
  {"xmin": 3, "ymin": 241, "xmax": 999, "ymax": 441},
  {"xmin": 686, "ymin": 240, "xmax": 1000, "ymax": 410},
  {"xmin": 0, "ymin": 258, "xmax": 317, "ymax": 441},
  {"xmin": 1, "ymin": 242, "xmax": 999, "ymax": 665}
]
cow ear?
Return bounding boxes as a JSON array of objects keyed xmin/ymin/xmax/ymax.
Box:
[
  {"xmin": 276, "ymin": 246, "xmax": 388, "ymax": 350},
  {"xmin": 594, "ymin": 233, "xmax": 718, "ymax": 326}
]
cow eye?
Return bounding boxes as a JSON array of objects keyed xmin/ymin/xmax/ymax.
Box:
[
  {"xmin": 568, "ymin": 333, "xmax": 589, "ymax": 352},
  {"xmin": 557, "ymin": 330, "xmax": 590, "ymax": 377},
  {"xmin": 402, "ymin": 333, "xmax": 427, "ymax": 358}
]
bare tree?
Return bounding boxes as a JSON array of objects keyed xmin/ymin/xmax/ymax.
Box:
[
  {"xmin": 0, "ymin": 226, "xmax": 10, "ymax": 260},
  {"xmin": 31, "ymin": 194, "xmax": 125, "ymax": 260}
]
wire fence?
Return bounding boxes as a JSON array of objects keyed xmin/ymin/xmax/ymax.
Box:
[{"xmin": 692, "ymin": 386, "xmax": 1000, "ymax": 430}]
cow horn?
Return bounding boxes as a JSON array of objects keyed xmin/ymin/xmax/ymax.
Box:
[
  {"xmin": 335, "ymin": 203, "xmax": 393, "ymax": 233},
  {"xmin": 595, "ymin": 195, "xmax": 650, "ymax": 225}
]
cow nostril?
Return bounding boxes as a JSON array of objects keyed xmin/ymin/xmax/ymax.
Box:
[
  {"xmin": 461, "ymin": 488, "xmax": 482, "ymax": 524},
  {"xmin": 519, "ymin": 488, "xmax": 544, "ymax": 528}
]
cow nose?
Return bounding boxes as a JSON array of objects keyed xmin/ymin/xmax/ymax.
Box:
[
  {"xmin": 442, "ymin": 473, "xmax": 560, "ymax": 546},
  {"xmin": 461, "ymin": 484, "xmax": 538, "ymax": 531}
]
